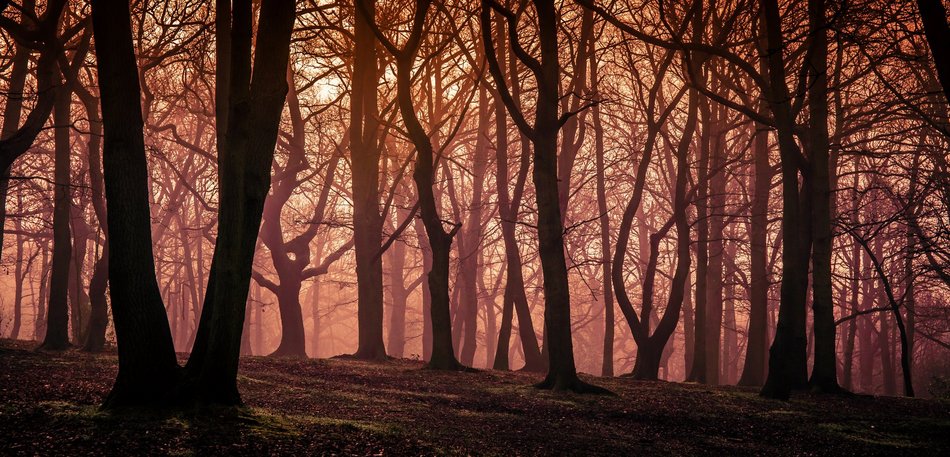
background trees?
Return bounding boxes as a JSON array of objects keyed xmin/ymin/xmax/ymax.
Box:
[{"xmin": 0, "ymin": 0, "xmax": 948, "ymax": 406}]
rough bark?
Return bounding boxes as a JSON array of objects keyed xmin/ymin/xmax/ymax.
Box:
[
  {"xmin": 184, "ymin": 0, "xmax": 296, "ymax": 405},
  {"xmin": 350, "ymin": 0, "xmax": 387, "ymax": 361},
  {"xmin": 806, "ymin": 0, "xmax": 841, "ymax": 394},
  {"xmin": 917, "ymin": 0, "xmax": 950, "ymax": 103},
  {"xmin": 91, "ymin": 0, "xmax": 181, "ymax": 409}
]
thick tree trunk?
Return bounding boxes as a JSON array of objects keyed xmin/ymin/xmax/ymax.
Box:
[
  {"xmin": 92, "ymin": 0, "xmax": 180, "ymax": 408},
  {"xmin": 270, "ymin": 276, "xmax": 306, "ymax": 357},
  {"xmin": 482, "ymin": 0, "xmax": 601, "ymax": 391},
  {"xmin": 350, "ymin": 0, "xmax": 387, "ymax": 361},
  {"xmin": 186, "ymin": 0, "xmax": 295, "ymax": 404},
  {"xmin": 759, "ymin": 0, "xmax": 812, "ymax": 400},
  {"xmin": 917, "ymin": 0, "xmax": 950, "ymax": 103},
  {"xmin": 531, "ymin": 0, "xmax": 600, "ymax": 392},
  {"xmin": 806, "ymin": 0, "xmax": 841, "ymax": 394}
]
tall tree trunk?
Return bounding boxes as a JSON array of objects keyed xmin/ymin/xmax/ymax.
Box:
[
  {"xmin": 532, "ymin": 0, "xmax": 599, "ymax": 392},
  {"xmin": 591, "ymin": 40, "xmax": 614, "ymax": 377},
  {"xmin": 350, "ymin": 0, "xmax": 387, "ymax": 361},
  {"xmin": 92, "ymin": 0, "xmax": 180, "ymax": 408},
  {"xmin": 687, "ymin": 94, "xmax": 710, "ymax": 383},
  {"xmin": 483, "ymin": 0, "xmax": 602, "ymax": 391},
  {"xmin": 490, "ymin": 12, "xmax": 543, "ymax": 372},
  {"xmin": 739, "ymin": 123, "xmax": 771, "ymax": 386},
  {"xmin": 392, "ymin": 1, "xmax": 463, "ymax": 370},
  {"xmin": 916, "ymin": 0, "xmax": 950, "ymax": 103},
  {"xmin": 457, "ymin": 86, "xmax": 490, "ymax": 367},
  {"xmin": 630, "ymin": 73, "xmax": 697, "ymax": 381},
  {"xmin": 81, "ymin": 94, "xmax": 109, "ymax": 353},
  {"xmin": 760, "ymin": 0, "xmax": 812, "ymax": 400},
  {"xmin": 806, "ymin": 0, "xmax": 841, "ymax": 394},
  {"xmin": 705, "ymin": 105, "xmax": 725, "ymax": 385},
  {"xmin": 184, "ymin": 0, "xmax": 296, "ymax": 405},
  {"xmin": 40, "ymin": 77, "xmax": 73, "ymax": 351}
]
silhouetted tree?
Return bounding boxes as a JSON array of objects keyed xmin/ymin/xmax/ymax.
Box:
[{"xmin": 483, "ymin": 0, "xmax": 606, "ymax": 392}]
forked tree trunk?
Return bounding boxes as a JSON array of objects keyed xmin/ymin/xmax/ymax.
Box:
[
  {"xmin": 184, "ymin": 0, "xmax": 296, "ymax": 405},
  {"xmin": 379, "ymin": 0, "xmax": 464, "ymax": 370}
]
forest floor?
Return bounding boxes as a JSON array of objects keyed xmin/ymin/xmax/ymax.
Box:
[{"xmin": 0, "ymin": 340, "xmax": 947, "ymax": 456}]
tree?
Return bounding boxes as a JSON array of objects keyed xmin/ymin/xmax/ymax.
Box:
[
  {"xmin": 92, "ymin": 0, "xmax": 296, "ymax": 408},
  {"xmin": 349, "ymin": 0, "xmax": 388, "ymax": 361},
  {"xmin": 91, "ymin": 0, "xmax": 181, "ymax": 408},
  {"xmin": 183, "ymin": 0, "xmax": 297, "ymax": 405},
  {"xmin": 483, "ymin": 0, "xmax": 606, "ymax": 392},
  {"xmin": 916, "ymin": 0, "xmax": 950, "ymax": 103},
  {"xmin": 38, "ymin": 67, "xmax": 72, "ymax": 351},
  {"xmin": 489, "ymin": 9, "xmax": 544, "ymax": 372},
  {"xmin": 0, "ymin": 0, "xmax": 66, "ymax": 261},
  {"xmin": 360, "ymin": 0, "xmax": 468, "ymax": 370}
]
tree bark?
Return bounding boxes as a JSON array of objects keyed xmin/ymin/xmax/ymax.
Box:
[
  {"xmin": 917, "ymin": 0, "xmax": 950, "ymax": 104},
  {"xmin": 91, "ymin": 0, "xmax": 181, "ymax": 409},
  {"xmin": 490, "ymin": 12, "xmax": 544, "ymax": 371},
  {"xmin": 806, "ymin": 0, "xmax": 841, "ymax": 394},
  {"xmin": 350, "ymin": 0, "xmax": 387, "ymax": 361},
  {"xmin": 738, "ymin": 121, "xmax": 771, "ymax": 386},
  {"xmin": 759, "ymin": 0, "xmax": 812, "ymax": 400},
  {"xmin": 39, "ymin": 74, "xmax": 73, "ymax": 351},
  {"xmin": 184, "ymin": 0, "xmax": 295, "ymax": 405}
]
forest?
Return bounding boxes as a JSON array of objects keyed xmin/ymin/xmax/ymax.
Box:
[{"xmin": 0, "ymin": 0, "xmax": 949, "ymax": 454}]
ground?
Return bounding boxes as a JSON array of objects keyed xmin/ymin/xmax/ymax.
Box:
[{"xmin": 0, "ymin": 340, "xmax": 947, "ymax": 456}]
